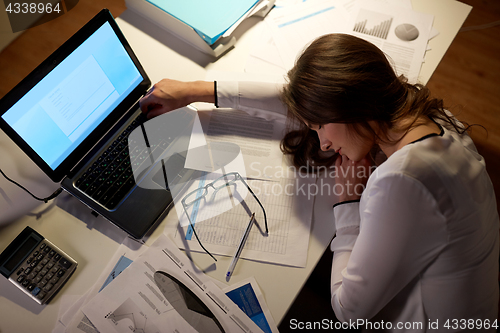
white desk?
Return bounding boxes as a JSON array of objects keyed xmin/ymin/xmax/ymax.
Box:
[{"xmin": 0, "ymin": 1, "xmax": 471, "ymax": 332}]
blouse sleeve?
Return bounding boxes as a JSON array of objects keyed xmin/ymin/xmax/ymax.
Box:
[
  {"xmin": 330, "ymin": 172, "xmax": 448, "ymax": 322},
  {"xmin": 216, "ymin": 81, "xmax": 288, "ymax": 124}
]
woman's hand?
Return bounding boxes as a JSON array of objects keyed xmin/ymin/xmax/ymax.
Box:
[
  {"xmin": 139, "ymin": 79, "xmax": 215, "ymax": 119},
  {"xmin": 335, "ymin": 154, "xmax": 372, "ymax": 202}
]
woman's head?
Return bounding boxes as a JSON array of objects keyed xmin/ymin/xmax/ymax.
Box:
[
  {"xmin": 280, "ymin": 33, "xmax": 454, "ymax": 167},
  {"xmin": 282, "ymin": 33, "xmax": 406, "ymax": 125}
]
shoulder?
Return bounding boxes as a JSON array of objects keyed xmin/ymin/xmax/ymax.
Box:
[{"xmin": 366, "ymin": 127, "xmax": 489, "ymax": 217}]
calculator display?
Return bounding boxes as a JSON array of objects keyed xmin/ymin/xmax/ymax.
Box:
[{"xmin": 3, "ymin": 237, "xmax": 38, "ymax": 272}]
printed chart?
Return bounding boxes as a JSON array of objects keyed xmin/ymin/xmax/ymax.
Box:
[
  {"xmin": 106, "ymin": 298, "xmax": 161, "ymax": 333},
  {"xmin": 353, "ymin": 9, "xmax": 393, "ymax": 39}
]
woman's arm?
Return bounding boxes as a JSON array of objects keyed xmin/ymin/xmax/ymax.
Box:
[
  {"xmin": 139, "ymin": 79, "xmax": 288, "ymax": 122},
  {"xmin": 139, "ymin": 79, "xmax": 215, "ymax": 119},
  {"xmin": 217, "ymin": 81, "xmax": 287, "ymax": 123}
]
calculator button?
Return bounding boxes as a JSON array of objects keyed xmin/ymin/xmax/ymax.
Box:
[
  {"xmin": 24, "ymin": 267, "xmax": 32, "ymax": 275},
  {"xmin": 27, "ymin": 283, "xmax": 35, "ymax": 292},
  {"xmin": 46, "ymin": 262, "xmax": 54, "ymax": 270},
  {"xmin": 36, "ymin": 253, "xmax": 44, "ymax": 261},
  {"xmin": 17, "ymin": 275, "xmax": 25, "ymax": 283},
  {"xmin": 30, "ymin": 260, "xmax": 38, "ymax": 268},
  {"xmin": 22, "ymin": 279, "xmax": 30, "ymax": 287},
  {"xmin": 39, "ymin": 279, "xmax": 47, "ymax": 288},
  {"xmin": 33, "ymin": 250, "xmax": 39, "ymax": 257},
  {"xmin": 37, "ymin": 291, "xmax": 46, "ymax": 300},
  {"xmin": 54, "ymin": 253, "xmax": 61, "ymax": 261},
  {"xmin": 39, "ymin": 243, "xmax": 46, "ymax": 250},
  {"xmin": 43, "ymin": 283, "xmax": 54, "ymax": 292},
  {"xmin": 48, "ymin": 250, "xmax": 56, "ymax": 258},
  {"xmin": 59, "ymin": 258, "xmax": 72, "ymax": 270},
  {"xmin": 57, "ymin": 270, "xmax": 66, "ymax": 278},
  {"xmin": 33, "ymin": 275, "xmax": 42, "ymax": 284},
  {"xmin": 40, "ymin": 258, "xmax": 49, "ymax": 266},
  {"xmin": 26, "ymin": 257, "xmax": 33, "ymax": 264},
  {"xmin": 27, "ymin": 272, "xmax": 36, "ymax": 280},
  {"xmin": 45, "ymin": 273, "xmax": 54, "ymax": 281},
  {"xmin": 39, "ymin": 268, "xmax": 48, "ymax": 277},
  {"xmin": 43, "ymin": 246, "xmax": 51, "ymax": 253},
  {"xmin": 50, "ymin": 267, "xmax": 59, "ymax": 274},
  {"xmin": 49, "ymin": 277, "xmax": 60, "ymax": 285},
  {"xmin": 32, "ymin": 287, "xmax": 41, "ymax": 296},
  {"xmin": 16, "ymin": 268, "xmax": 24, "ymax": 275}
]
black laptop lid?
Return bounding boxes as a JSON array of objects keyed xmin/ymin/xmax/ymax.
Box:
[{"xmin": 0, "ymin": 9, "xmax": 150, "ymax": 182}]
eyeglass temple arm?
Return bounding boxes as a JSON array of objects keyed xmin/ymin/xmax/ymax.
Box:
[
  {"xmin": 239, "ymin": 177, "xmax": 268, "ymax": 235},
  {"xmin": 190, "ymin": 220, "xmax": 217, "ymax": 261},
  {"xmin": 182, "ymin": 199, "xmax": 218, "ymax": 262}
]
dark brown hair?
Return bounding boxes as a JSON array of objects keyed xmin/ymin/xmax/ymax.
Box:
[{"xmin": 280, "ymin": 33, "xmax": 465, "ymax": 169}]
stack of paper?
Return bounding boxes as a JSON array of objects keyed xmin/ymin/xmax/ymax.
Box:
[
  {"xmin": 145, "ymin": 0, "xmax": 260, "ymax": 45},
  {"xmin": 246, "ymin": 0, "xmax": 437, "ymax": 83},
  {"xmin": 126, "ymin": 0, "xmax": 276, "ymax": 57},
  {"xmin": 53, "ymin": 235, "xmax": 279, "ymax": 333}
]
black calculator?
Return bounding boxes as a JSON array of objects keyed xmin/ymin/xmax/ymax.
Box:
[{"xmin": 0, "ymin": 226, "xmax": 77, "ymax": 305}]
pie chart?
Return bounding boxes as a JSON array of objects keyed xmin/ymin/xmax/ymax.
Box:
[{"xmin": 395, "ymin": 23, "xmax": 419, "ymax": 41}]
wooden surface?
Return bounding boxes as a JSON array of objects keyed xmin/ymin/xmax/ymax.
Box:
[{"xmin": 426, "ymin": 0, "xmax": 500, "ymax": 214}]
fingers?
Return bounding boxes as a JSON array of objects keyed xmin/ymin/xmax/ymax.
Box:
[
  {"xmin": 139, "ymin": 87, "xmax": 172, "ymax": 118},
  {"xmin": 139, "ymin": 91, "xmax": 158, "ymax": 113}
]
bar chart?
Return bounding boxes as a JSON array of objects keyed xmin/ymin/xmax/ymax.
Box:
[{"xmin": 353, "ymin": 9, "xmax": 393, "ymax": 40}]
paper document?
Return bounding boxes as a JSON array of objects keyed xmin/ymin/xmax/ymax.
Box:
[
  {"xmin": 54, "ymin": 239, "xmax": 148, "ymax": 333},
  {"xmin": 246, "ymin": 0, "xmax": 436, "ymax": 84},
  {"xmin": 172, "ymin": 175, "xmax": 315, "ymax": 267},
  {"xmin": 81, "ymin": 235, "xmax": 264, "ymax": 333},
  {"xmin": 224, "ymin": 277, "xmax": 279, "ymax": 333},
  {"xmin": 349, "ymin": 0, "xmax": 434, "ymax": 82},
  {"xmin": 199, "ymin": 109, "xmax": 285, "ymax": 180},
  {"xmin": 266, "ymin": 0, "xmax": 350, "ymax": 71},
  {"xmin": 145, "ymin": 0, "xmax": 260, "ymax": 45}
]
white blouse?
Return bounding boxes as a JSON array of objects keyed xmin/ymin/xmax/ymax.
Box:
[
  {"xmin": 330, "ymin": 126, "xmax": 499, "ymax": 332},
  {"xmin": 216, "ymin": 81, "xmax": 499, "ymax": 332}
]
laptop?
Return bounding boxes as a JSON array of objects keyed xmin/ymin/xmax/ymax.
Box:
[{"xmin": 0, "ymin": 9, "xmax": 194, "ymax": 239}]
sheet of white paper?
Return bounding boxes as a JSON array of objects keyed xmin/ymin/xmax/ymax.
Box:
[
  {"xmin": 224, "ymin": 277, "xmax": 279, "ymax": 333},
  {"xmin": 202, "ymin": 109, "xmax": 285, "ymax": 177},
  {"xmin": 349, "ymin": 0, "xmax": 434, "ymax": 82},
  {"xmin": 267, "ymin": 0, "xmax": 350, "ymax": 71},
  {"xmin": 81, "ymin": 235, "xmax": 264, "ymax": 333},
  {"xmin": 172, "ymin": 174, "xmax": 315, "ymax": 267},
  {"xmin": 57, "ymin": 239, "xmax": 148, "ymax": 333},
  {"xmin": 340, "ymin": 0, "xmax": 412, "ymax": 17}
]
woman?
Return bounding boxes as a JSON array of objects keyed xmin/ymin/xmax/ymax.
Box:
[{"xmin": 140, "ymin": 34, "xmax": 499, "ymax": 331}]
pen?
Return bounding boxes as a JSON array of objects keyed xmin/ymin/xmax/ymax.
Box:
[{"xmin": 226, "ymin": 213, "xmax": 255, "ymax": 280}]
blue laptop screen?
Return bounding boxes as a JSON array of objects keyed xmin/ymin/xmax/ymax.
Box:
[{"xmin": 1, "ymin": 22, "xmax": 142, "ymax": 170}]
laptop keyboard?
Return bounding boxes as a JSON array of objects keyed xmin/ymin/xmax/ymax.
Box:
[{"xmin": 75, "ymin": 113, "xmax": 166, "ymax": 210}]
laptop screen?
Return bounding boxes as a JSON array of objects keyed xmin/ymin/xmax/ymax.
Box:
[{"xmin": 2, "ymin": 21, "xmax": 142, "ymax": 170}]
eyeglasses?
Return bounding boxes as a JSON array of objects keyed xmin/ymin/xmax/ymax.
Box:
[{"xmin": 181, "ymin": 172, "xmax": 268, "ymax": 261}]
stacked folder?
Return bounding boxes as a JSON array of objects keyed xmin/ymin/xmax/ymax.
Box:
[{"xmin": 126, "ymin": 0, "xmax": 276, "ymax": 57}]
